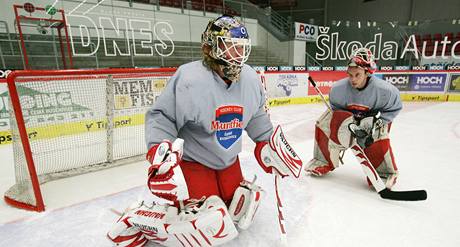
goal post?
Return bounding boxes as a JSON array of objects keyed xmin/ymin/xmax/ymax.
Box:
[{"xmin": 5, "ymin": 68, "xmax": 176, "ymax": 212}]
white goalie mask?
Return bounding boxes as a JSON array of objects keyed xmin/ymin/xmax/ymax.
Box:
[{"xmin": 202, "ymin": 15, "xmax": 251, "ymax": 82}]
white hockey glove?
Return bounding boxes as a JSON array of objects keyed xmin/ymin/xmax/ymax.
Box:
[
  {"xmin": 254, "ymin": 125, "xmax": 304, "ymax": 178},
  {"xmin": 146, "ymin": 139, "xmax": 189, "ymax": 202},
  {"xmin": 228, "ymin": 177, "xmax": 265, "ymax": 230},
  {"xmin": 348, "ymin": 112, "xmax": 384, "ymax": 148}
]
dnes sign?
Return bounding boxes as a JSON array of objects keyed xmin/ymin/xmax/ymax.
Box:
[{"xmin": 66, "ymin": 5, "xmax": 174, "ymax": 58}]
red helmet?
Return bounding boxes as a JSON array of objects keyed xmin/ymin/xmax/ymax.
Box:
[{"xmin": 348, "ymin": 48, "xmax": 377, "ymax": 74}]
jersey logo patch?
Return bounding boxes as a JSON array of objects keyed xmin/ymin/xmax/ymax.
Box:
[
  {"xmin": 347, "ymin": 104, "xmax": 370, "ymax": 120},
  {"xmin": 212, "ymin": 105, "xmax": 243, "ymax": 149}
]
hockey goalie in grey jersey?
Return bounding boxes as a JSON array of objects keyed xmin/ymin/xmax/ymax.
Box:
[
  {"xmin": 306, "ymin": 47, "xmax": 402, "ymax": 189},
  {"xmin": 107, "ymin": 15, "xmax": 303, "ymax": 247}
]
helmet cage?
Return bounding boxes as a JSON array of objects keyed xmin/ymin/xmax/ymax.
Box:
[{"xmin": 214, "ymin": 36, "xmax": 251, "ymax": 67}]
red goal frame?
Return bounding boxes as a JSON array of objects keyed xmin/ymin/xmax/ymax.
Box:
[{"xmin": 5, "ymin": 67, "xmax": 176, "ymax": 212}]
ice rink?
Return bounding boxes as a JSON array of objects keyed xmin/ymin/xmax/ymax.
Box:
[{"xmin": 0, "ymin": 102, "xmax": 459, "ymax": 247}]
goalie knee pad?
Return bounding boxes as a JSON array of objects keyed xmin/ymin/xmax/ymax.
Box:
[
  {"xmin": 228, "ymin": 179, "xmax": 265, "ymax": 230},
  {"xmin": 316, "ymin": 110, "xmax": 354, "ymax": 148}
]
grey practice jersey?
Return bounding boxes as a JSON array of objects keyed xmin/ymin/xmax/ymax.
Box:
[
  {"xmin": 145, "ymin": 60, "xmax": 273, "ymax": 170},
  {"xmin": 329, "ymin": 76, "xmax": 402, "ymax": 123}
]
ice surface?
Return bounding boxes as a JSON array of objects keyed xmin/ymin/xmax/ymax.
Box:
[{"xmin": 0, "ymin": 102, "xmax": 459, "ymax": 247}]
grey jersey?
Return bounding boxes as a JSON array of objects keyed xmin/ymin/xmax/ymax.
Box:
[
  {"xmin": 145, "ymin": 60, "xmax": 273, "ymax": 170},
  {"xmin": 329, "ymin": 76, "xmax": 402, "ymax": 123}
]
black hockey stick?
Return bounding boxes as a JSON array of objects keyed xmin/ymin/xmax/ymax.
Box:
[{"xmin": 308, "ymin": 76, "xmax": 427, "ymax": 201}]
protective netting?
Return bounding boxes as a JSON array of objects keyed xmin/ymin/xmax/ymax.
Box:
[{"xmin": 5, "ymin": 69, "xmax": 173, "ymax": 210}]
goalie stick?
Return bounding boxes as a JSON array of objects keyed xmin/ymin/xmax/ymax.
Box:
[
  {"xmin": 308, "ymin": 76, "xmax": 427, "ymax": 201},
  {"xmin": 260, "ymin": 70, "xmax": 288, "ymax": 246}
]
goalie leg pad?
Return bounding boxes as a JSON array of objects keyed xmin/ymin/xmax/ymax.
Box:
[
  {"xmin": 315, "ymin": 110, "xmax": 354, "ymax": 148},
  {"xmin": 107, "ymin": 201, "xmax": 175, "ymax": 247},
  {"xmin": 107, "ymin": 220, "xmax": 148, "ymax": 247},
  {"xmin": 306, "ymin": 126, "xmax": 345, "ymax": 176},
  {"xmin": 364, "ymin": 138, "xmax": 398, "ymax": 189},
  {"xmin": 329, "ymin": 111, "xmax": 355, "ymax": 147},
  {"xmin": 168, "ymin": 196, "xmax": 239, "ymax": 246},
  {"xmin": 109, "ymin": 197, "xmax": 239, "ymax": 247},
  {"xmin": 228, "ymin": 179, "xmax": 265, "ymax": 230}
]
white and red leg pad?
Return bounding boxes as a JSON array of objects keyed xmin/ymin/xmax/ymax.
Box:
[
  {"xmin": 107, "ymin": 220, "xmax": 148, "ymax": 247},
  {"xmin": 108, "ymin": 196, "xmax": 238, "ymax": 247},
  {"xmin": 107, "ymin": 201, "xmax": 175, "ymax": 247},
  {"xmin": 306, "ymin": 110, "xmax": 353, "ymax": 175},
  {"xmin": 329, "ymin": 110, "xmax": 355, "ymax": 147},
  {"xmin": 228, "ymin": 179, "xmax": 265, "ymax": 230},
  {"xmin": 168, "ymin": 196, "xmax": 239, "ymax": 246},
  {"xmin": 255, "ymin": 125, "xmax": 303, "ymax": 178},
  {"xmin": 364, "ymin": 137, "xmax": 398, "ymax": 189}
]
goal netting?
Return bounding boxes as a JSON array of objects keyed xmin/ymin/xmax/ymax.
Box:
[{"xmin": 5, "ymin": 68, "xmax": 175, "ymax": 211}]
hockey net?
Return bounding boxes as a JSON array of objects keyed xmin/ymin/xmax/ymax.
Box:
[{"xmin": 5, "ymin": 68, "xmax": 175, "ymax": 211}]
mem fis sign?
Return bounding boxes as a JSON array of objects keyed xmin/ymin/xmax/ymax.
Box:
[
  {"xmin": 294, "ymin": 22, "xmax": 318, "ymax": 42},
  {"xmin": 113, "ymin": 77, "xmax": 167, "ymax": 110},
  {"xmin": 315, "ymin": 26, "xmax": 460, "ymax": 61}
]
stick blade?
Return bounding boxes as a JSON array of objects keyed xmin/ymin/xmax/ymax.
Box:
[{"xmin": 379, "ymin": 188, "xmax": 427, "ymax": 201}]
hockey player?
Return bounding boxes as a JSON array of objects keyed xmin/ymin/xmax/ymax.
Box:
[
  {"xmin": 305, "ymin": 47, "xmax": 402, "ymax": 189},
  {"xmin": 107, "ymin": 15, "xmax": 303, "ymax": 247}
]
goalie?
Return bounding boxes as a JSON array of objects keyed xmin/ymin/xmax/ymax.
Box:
[
  {"xmin": 107, "ymin": 15, "xmax": 303, "ymax": 247},
  {"xmin": 305, "ymin": 48, "xmax": 402, "ymax": 189}
]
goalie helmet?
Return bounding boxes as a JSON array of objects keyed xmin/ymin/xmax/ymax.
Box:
[
  {"xmin": 201, "ymin": 15, "xmax": 251, "ymax": 82},
  {"xmin": 348, "ymin": 47, "xmax": 377, "ymax": 75}
]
